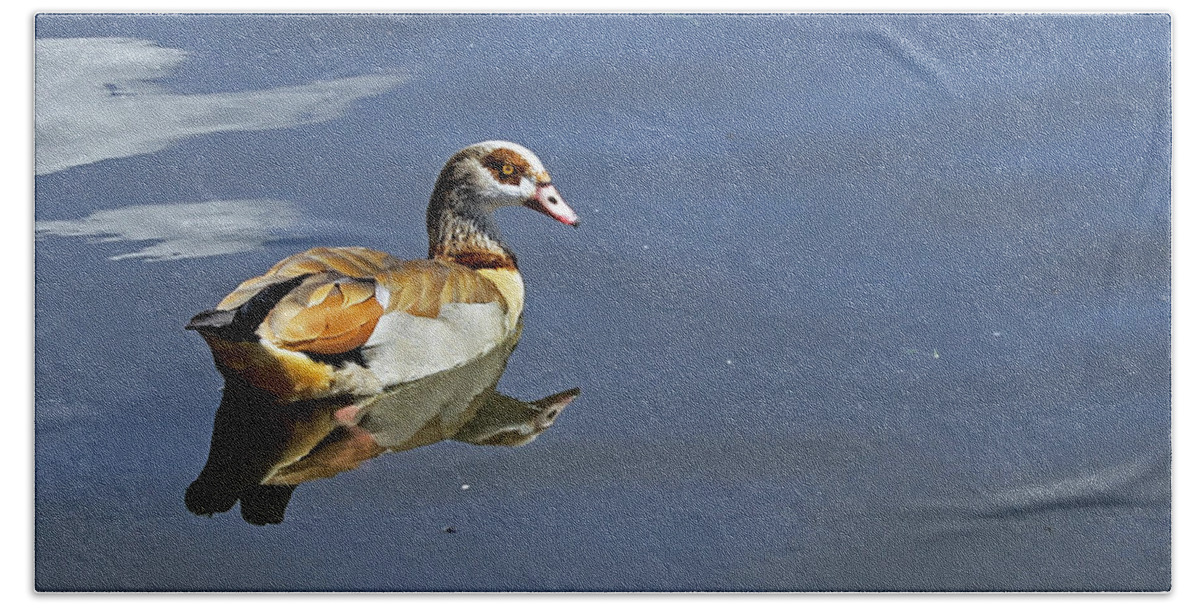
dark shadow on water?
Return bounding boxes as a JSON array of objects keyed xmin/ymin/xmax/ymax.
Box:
[{"xmin": 185, "ymin": 327, "xmax": 578, "ymax": 525}]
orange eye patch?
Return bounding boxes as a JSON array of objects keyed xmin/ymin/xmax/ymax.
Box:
[{"xmin": 482, "ymin": 148, "xmax": 530, "ymax": 185}]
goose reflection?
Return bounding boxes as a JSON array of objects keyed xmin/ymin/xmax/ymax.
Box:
[{"xmin": 185, "ymin": 328, "xmax": 578, "ymax": 525}]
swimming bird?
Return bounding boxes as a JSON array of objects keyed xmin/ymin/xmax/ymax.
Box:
[{"xmin": 186, "ymin": 141, "xmax": 578, "ymax": 402}]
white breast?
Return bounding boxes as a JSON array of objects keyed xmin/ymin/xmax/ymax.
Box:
[{"xmin": 361, "ymin": 301, "xmax": 508, "ymax": 387}]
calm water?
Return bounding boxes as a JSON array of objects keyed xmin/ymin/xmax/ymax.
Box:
[{"xmin": 34, "ymin": 14, "xmax": 1170, "ymax": 591}]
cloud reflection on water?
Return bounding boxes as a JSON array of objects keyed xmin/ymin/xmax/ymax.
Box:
[
  {"xmin": 35, "ymin": 37, "xmax": 405, "ymax": 175},
  {"xmin": 35, "ymin": 199, "xmax": 303, "ymax": 261}
]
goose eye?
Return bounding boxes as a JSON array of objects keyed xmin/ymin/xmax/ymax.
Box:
[{"xmin": 501, "ymin": 164, "xmax": 515, "ymax": 176}]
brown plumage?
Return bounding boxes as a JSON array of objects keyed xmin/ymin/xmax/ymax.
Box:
[
  {"xmin": 187, "ymin": 141, "xmax": 578, "ymax": 403},
  {"xmin": 220, "ymin": 247, "xmax": 506, "ymax": 352}
]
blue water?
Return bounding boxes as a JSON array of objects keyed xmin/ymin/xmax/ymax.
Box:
[{"xmin": 34, "ymin": 14, "xmax": 1170, "ymax": 591}]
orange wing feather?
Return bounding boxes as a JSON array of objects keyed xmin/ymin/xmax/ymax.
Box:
[
  {"xmin": 212, "ymin": 247, "xmax": 508, "ymax": 357},
  {"xmin": 262, "ymin": 276, "xmax": 385, "ymax": 354}
]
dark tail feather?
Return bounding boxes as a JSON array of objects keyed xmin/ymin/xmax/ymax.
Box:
[
  {"xmin": 185, "ymin": 308, "xmax": 237, "ymax": 332},
  {"xmin": 185, "ymin": 273, "xmax": 310, "ymax": 339}
]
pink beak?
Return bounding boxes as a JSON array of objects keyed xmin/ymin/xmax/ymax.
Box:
[{"xmin": 527, "ymin": 184, "xmax": 579, "ymax": 227}]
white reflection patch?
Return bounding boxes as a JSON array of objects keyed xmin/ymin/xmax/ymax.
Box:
[
  {"xmin": 36, "ymin": 199, "xmax": 302, "ymax": 262},
  {"xmin": 35, "ymin": 37, "xmax": 406, "ymax": 175}
]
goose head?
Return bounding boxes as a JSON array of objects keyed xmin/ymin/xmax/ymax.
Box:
[{"xmin": 429, "ymin": 140, "xmax": 579, "ymax": 228}]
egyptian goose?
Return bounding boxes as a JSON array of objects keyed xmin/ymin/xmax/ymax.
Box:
[{"xmin": 186, "ymin": 141, "xmax": 578, "ymax": 403}]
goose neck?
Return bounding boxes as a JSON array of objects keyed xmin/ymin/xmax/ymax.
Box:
[{"xmin": 427, "ymin": 194, "xmax": 516, "ymax": 270}]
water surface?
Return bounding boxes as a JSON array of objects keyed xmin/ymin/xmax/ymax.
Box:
[{"xmin": 34, "ymin": 13, "xmax": 1170, "ymax": 591}]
